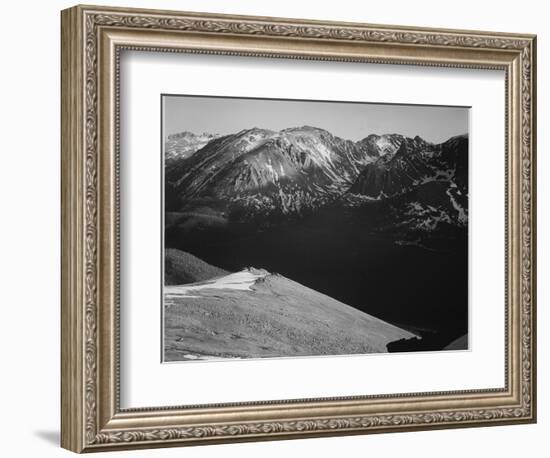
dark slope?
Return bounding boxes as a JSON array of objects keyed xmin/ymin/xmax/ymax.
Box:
[
  {"xmin": 444, "ymin": 334, "xmax": 469, "ymax": 350},
  {"xmin": 164, "ymin": 248, "xmax": 228, "ymax": 285}
]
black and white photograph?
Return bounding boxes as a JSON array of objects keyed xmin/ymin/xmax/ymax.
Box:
[{"xmin": 162, "ymin": 95, "xmax": 469, "ymax": 362}]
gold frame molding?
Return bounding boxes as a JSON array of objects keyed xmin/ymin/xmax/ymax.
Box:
[{"xmin": 61, "ymin": 4, "xmax": 537, "ymax": 453}]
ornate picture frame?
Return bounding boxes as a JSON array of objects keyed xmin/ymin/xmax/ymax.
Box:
[{"xmin": 61, "ymin": 4, "xmax": 536, "ymax": 453}]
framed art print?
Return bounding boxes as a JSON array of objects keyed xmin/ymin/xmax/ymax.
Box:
[{"xmin": 61, "ymin": 4, "xmax": 536, "ymax": 452}]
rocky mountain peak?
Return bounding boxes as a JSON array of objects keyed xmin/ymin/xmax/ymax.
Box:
[{"xmin": 165, "ymin": 131, "xmax": 220, "ymax": 163}]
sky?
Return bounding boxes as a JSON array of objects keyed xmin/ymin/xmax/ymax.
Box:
[{"xmin": 163, "ymin": 95, "xmax": 469, "ymax": 144}]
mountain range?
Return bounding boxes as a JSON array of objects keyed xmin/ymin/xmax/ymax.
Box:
[
  {"xmin": 166, "ymin": 127, "xmax": 404, "ymax": 206},
  {"xmin": 165, "ymin": 126, "xmax": 468, "ymax": 244}
]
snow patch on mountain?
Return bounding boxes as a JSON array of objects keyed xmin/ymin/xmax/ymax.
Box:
[
  {"xmin": 166, "ymin": 268, "xmax": 269, "ymax": 301},
  {"xmin": 446, "ymin": 185, "xmax": 468, "ymax": 225},
  {"xmin": 165, "ymin": 131, "xmax": 219, "ymax": 163}
]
